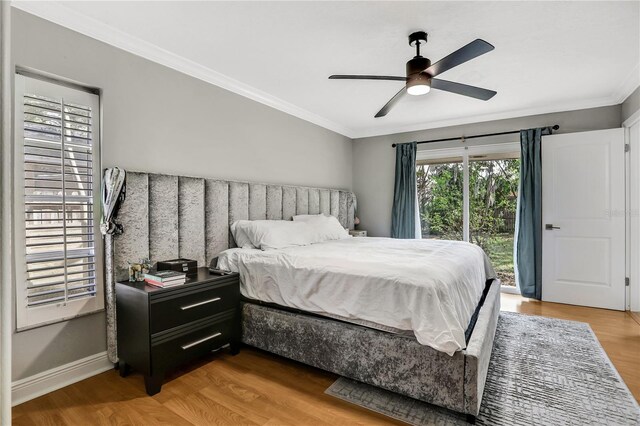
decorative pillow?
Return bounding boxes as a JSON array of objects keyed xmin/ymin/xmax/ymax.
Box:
[
  {"xmin": 292, "ymin": 214, "xmax": 350, "ymax": 242},
  {"xmin": 234, "ymin": 220, "xmax": 317, "ymax": 250},
  {"xmin": 230, "ymin": 220, "xmax": 257, "ymax": 249}
]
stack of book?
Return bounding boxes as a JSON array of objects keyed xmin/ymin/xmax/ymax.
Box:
[{"xmin": 144, "ymin": 270, "xmax": 187, "ymax": 288}]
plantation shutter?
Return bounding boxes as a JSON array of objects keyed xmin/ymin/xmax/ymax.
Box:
[{"xmin": 15, "ymin": 73, "xmax": 104, "ymax": 329}]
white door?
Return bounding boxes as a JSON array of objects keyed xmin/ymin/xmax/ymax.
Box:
[{"xmin": 542, "ymin": 128, "xmax": 626, "ymax": 310}]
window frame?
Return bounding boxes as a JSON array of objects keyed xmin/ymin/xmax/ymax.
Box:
[
  {"xmin": 14, "ymin": 73, "xmax": 104, "ymax": 331},
  {"xmin": 416, "ymin": 142, "xmax": 521, "ymax": 293}
]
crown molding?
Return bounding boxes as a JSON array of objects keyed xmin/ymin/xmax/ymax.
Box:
[
  {"xmin": 10, "ymin": 1, "xmax": 356, "ymax": 138},
  {"xmin": 350, "ymin": 94, "xmax": 621, "ymax": 139},
  {"xmin": 11, "ymin": 1, "xmax": 639, "ymax": 141},
  {"xmin": 614, "ymin": 62, "xmax": 640, "ymax": 104},
  {"xmin": 622, "ymin": 108, "xmax": 640, "ymax": 127}
]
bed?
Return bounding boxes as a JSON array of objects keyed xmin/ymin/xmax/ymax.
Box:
[
  {"xmin": 218, "ymin": 237, "xmax": 496, "ymax": 355},
  {"xmin": 107, "ymin": 171, "xmax": 500, "ymax": 422},
  {"xmin": 218, "ymin": 235, "xmax": 499, "ymax": 420}
]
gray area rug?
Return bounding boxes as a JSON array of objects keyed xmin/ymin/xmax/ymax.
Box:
[{"xmin": 325, "ymin": 312, "xmax": 640, "ymax": 425}]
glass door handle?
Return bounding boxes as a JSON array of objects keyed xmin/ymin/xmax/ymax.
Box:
[{"xmin": 545, "ymin": 224, "xmax": 560, "ymax": 230}]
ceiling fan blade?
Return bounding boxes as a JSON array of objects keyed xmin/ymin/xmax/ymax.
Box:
[
  {"xmin": 375, "ymin": 87, "xmax": 407, "ymax": 118},
  {"xmin": 425, "ymin": 39, "xmax": 494, "ymax": 77},
  {"xmin": 431, "ymin": 78, "xmax": 496, "ymax": 100},
  {"xmin": 329, "ymin": 75, "xmax": 407, "ymax": 81}
]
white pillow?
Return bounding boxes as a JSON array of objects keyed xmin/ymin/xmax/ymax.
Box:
[
  {"xmin": 235, "ymin": 220, "xmax": 317, "ymax": 250},
  {"xmin": 230, "ymin": 220, "xmax": 256, "ymax": 249},
  {"xmin": 292, "ymin": 214, "xmax": 326, "ymax": 222},
  {"xmin": 292, "ymin": 214, "xmax": 350, "ymax": 242}
]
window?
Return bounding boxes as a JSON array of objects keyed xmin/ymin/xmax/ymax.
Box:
[
  {"xmin": 417, "ymin": 144, "xmax": 520, "ymax": 288},
  {"xmin": 417, "ymin": 156, "xmax": 464, "ymax": 241},
  {"xmin": 14, "ymin": 73, "xmax": 103, "ymax": 329}
]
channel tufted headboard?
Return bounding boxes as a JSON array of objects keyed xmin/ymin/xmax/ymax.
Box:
[
  {"xmin": 111, "ymin": 171, "xmax": 357, "ymax": 282},
  {"xmin": 104, "ymin": 171, "xmax": 356, "ymax": 362}
]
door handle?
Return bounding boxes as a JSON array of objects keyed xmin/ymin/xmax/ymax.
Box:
[{"xmin": 545, "ymin": 224, "xmax": 560, "ymax": 230}]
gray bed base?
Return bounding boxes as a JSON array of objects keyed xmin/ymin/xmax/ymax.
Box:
[{"xmin": 242, "ymin": 279, "xmax": 501, "ymax": 417}]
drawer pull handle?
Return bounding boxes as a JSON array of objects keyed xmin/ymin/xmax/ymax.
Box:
[
  {"xmin": 211, "ymin": 344, "xmax": 230, "ymax": 353},
  {"xmin": 180, "ymin": 297, "xmax": 221, "ymax": 310},
  {"xmin": 181, "ymin": 332, "xmax": 222, "ymax": 350}
]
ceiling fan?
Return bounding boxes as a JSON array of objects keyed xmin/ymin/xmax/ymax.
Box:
[{"xmin": 329, "ymin": 31, "xmax": 497, "ymax": 118}]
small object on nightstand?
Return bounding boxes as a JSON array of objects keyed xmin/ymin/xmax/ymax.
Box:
[
  {"xmin": 143, "ymin": 270, "xmax": 186, "ymax": 287},
  {"xmin": 208, "ymin": 256, "xmax": 232, "ymax": 275},
  {"xmin": 115, "ymin": 267, "xmax": 241, "ymax": 396},
  {"xmin": 349, "ymin": 230, "xmax": 367, "ymax": 237},
  {"xmin": 128, "ymin": 259, "xmax": 152, "ymax": 282},
  {"xmin": 157, "ymin": 258, "xmax": 198, "ymax": 276}
]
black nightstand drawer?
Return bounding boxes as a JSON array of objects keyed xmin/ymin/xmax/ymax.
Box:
[
  {"xmin": 116, "ymin": 268, "xmax": 240, "ymax": 395},
  {"xmin": 149, "ymin": 280, "xmax": 239, "ymax": 333},
  {"xmin": 151, "ymin": 312, "xmax": 235, "ymax": 372}
]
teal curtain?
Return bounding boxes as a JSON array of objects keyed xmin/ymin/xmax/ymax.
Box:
[
  {"xmin": 516, "ymin": 127, "xmax": 552, "ymax": 299},
  {"xmin": 391, "ymin": 142, "xmax": 417, "ymax": 238}
]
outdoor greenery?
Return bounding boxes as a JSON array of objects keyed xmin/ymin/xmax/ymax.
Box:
[
  {"xmin": 417, "ymin": 162, "xmax": 464, "ymax": 240},
  {"xmin": 485, "ymin": 235, "xmax": 516, "ymax": 286},
  {"xmin": 417, "ymin": 158, "xmax": 520, "ymax": 286}
]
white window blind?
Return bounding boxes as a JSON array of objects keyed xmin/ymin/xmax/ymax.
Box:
[{"xmin": 15, "ymin": 74, "xmax": 104, "ymax": 329}]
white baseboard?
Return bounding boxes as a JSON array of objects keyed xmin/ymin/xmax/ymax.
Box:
[{"xmin": 11, "ymin": 351, "xmax": 113, "ymax": 406}]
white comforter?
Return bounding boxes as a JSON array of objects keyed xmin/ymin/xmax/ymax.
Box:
[{"xmin": 217, "ymin": 237, "xmax": 496, "ymax": 355}]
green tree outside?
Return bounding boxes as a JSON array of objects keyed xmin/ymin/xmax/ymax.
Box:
[{"xmin": 417, "ymin": 158, "xmax": 520, "ymax": 285}]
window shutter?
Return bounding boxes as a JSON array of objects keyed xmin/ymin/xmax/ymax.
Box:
[
  {"xmin": 23, "ymin": 93, "xmax": 97, "ymax": 306},
  {"xmin": 15, "ymin": 73, "xmax": 103, "ymax": 328}
]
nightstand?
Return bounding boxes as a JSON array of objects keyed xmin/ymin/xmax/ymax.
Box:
[
  {"xmin": 349, "ymin": 230, "xmax": 367, "ymax": 237},
  {"xmin": 116, "ymin": 267, "xmax": 240, "ymax": 395}
]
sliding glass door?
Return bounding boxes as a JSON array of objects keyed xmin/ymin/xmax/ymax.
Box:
[
  {"xmin": 417, "ymin": 144, "xmax": 520, "ymax": 287},
  {"xmin": 417, "ymin": 156, "xmax": 464, "ymax": 241}
]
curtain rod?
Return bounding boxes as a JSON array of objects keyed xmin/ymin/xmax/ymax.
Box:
[{"xmin": 391, "ymin": 124, "xmax": 560, "ymax": 148}]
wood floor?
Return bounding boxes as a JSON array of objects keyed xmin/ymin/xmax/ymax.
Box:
[{"xmin": 13, "ymin": 294, "xmax": 640, "ymax": 425}]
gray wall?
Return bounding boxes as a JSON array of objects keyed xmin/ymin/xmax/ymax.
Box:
[
  {"xmin": 11, "ymin": 9, "xmax": 353, "ymax": 381},
  {"xmin": 9, "ymin": 6, "xmax": 636, "ymax": 384},
  {"xmin": 353, "ymin": 105, "xmax": 622, "ymax": 238},
  {"xmin": 622, "ymin": 86, "xmax": 640, "ymax": 124}
]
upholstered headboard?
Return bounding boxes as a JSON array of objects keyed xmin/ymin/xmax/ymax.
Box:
[{"xmin": 111, "ymin": 171, "xmax": 357, "ymax": 282}]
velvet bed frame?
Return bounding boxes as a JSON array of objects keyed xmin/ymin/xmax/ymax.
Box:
[{"xmin": 107, "ymin": 170, "xmax": 500, "ymax": 419}]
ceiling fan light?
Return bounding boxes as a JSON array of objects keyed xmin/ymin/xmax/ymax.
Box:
[
  {"xmin": 407, "ymin": 84, "xmax": 430, "ymax": 96},
  {"xmin": 407, "ymin": 71, "xmax": 432, "ymax": 96}
]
